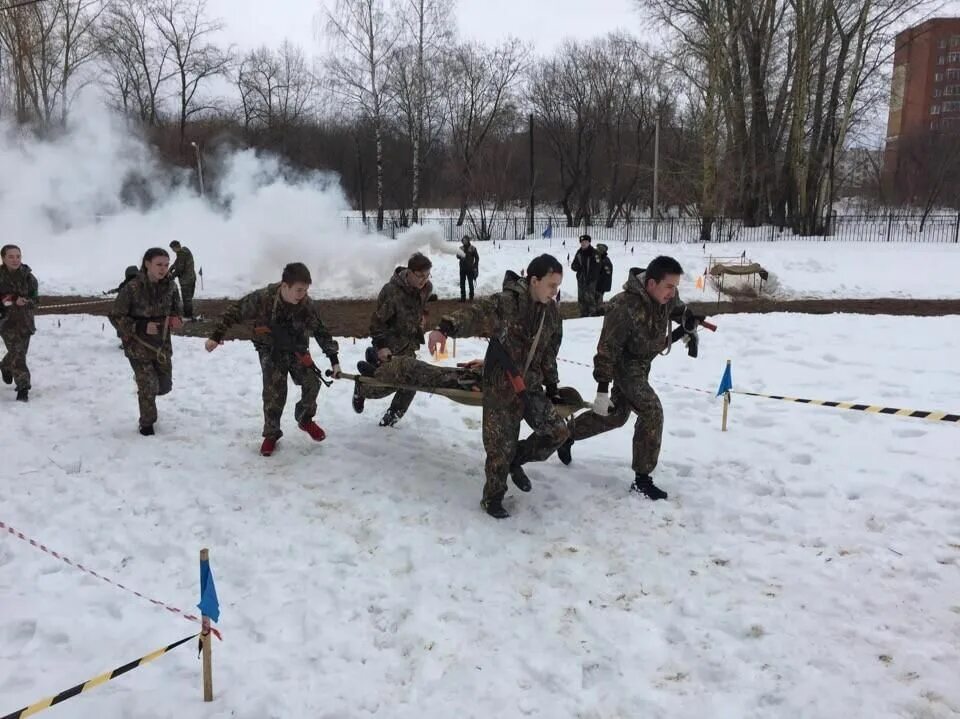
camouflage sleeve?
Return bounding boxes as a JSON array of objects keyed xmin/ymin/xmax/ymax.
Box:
[
  {"xmin": 309, "ymin": 304, "xmax": 340, "ymax": 361},
  {"xmin": 540, "ymin": 309, "xmax": 561, "ymax": 388},
  {"xmin": 438, "ymin": 293, "xmax": 500, "ymax": 337},
  {"xmin": 171, "ymin": 284, "xmax": 183, "ymax": 317},
  {"xmin": 168, "ymin": 253, "xmax": 183, "ymax": 280},
  {"xmin": 370, "ymin": 285, "xmax": 402, "ymax": 349},
  {"xmin": 592, "ymin": 302, "xmax": 632, "ymax": 387},
  {"xmin": 208, "ymin": 289, "xmax": 263, "ymax": 342},
  {"xmin": 110, "ymin": 282, "xmax": 137, "ymax": 338}
]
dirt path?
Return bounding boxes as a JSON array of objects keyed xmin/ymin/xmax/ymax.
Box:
[{"xmin": 36, "ymin": 295, "xmax": 960, "ymax": 340}]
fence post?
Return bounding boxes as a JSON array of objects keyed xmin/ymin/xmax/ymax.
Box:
[
  {"xmin": 955, "ymin": 211, "xmax": 959, "ymax": 243},
  {"xmin": 886, "ymin": 213, "xmax": 893, "ymax": 243}
]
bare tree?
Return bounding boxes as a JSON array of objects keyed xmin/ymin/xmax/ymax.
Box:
[
  {"xmin": 237, "ymin": 41, "xmax": 317, "ymax": 132},
  {"xmin": 0, "ymin": 0, "xmax": 105, "ymax": 125},
  {"xmin": 445, "ymin": 38, "xmax": 527, "ymax": 225},
  {"xmin": 152, "ymin": 0, "xmax": 229, "ymax": 150},
  {"xmin": 97, "ymin": 0, "xmax": 173, "ymax": 125},
  {"xmin": 324, "ymin": 0, "xmax": 399, "ymax": 231}
]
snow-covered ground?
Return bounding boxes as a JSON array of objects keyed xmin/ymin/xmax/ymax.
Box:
[{"xmin": 2, "ymin": 313, "xmax": 959, "ymax": 718}]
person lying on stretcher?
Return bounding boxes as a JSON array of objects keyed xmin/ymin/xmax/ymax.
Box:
[{"xmin": 356, "ymin": 345, "xmax": 484, "ymax": 392}]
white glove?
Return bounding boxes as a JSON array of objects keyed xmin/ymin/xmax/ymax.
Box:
[{"xmin": 592, "ymin": 392, "xmax": 613, "ymax": 416}]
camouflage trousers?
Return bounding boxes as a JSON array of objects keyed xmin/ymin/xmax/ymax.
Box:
[
  {"xmin": 0, "ymin": 327, "xmax": 31, "ymax": 390},
  {"xmin": 127, "ymin": 356, "xmax": 173, "ymax": 428},
  {"xmin": 179, "ymin": 280, "xmax": 196, "ymax": 318},
  {"xmin": 569, "ymin": 365, "xmax": 663, "ymax": 475},
  {"xmin": 483, "ymin": 389, "xmax": 570, "ymax": 503},
  {"xmin": 372, "ymin": 355, "xmax": 481, "ymax": 392},
  {"xmin": 260, "ymin": 352, "xmax": 319, "ymax": 440},
  {"xmin": 356, "ymin": 349, "xmax": 418, "ymax": 416},
  {"xmin": 577, "ymin": 280, "xmax": 599, "ymax": 317}
]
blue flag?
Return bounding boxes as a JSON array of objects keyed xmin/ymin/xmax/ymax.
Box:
[
  {"xmin": 716, "ymin": 362, "xmax": 733, "ymax": 397},
  {"xmin": 542, "ymin": 219, "xmax": 552, "ymax": 239},
  {"xmin": 198, "ymin": 557, "xmax": 220, "ymax": 623}
]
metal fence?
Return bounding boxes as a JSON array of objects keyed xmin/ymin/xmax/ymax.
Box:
[{"xmin": 342, "ymin": 213, "xmax": 960, "ymax": 244}]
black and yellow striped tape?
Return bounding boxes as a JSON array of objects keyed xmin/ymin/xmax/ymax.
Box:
[
  {"xmin": 733, "ymin": 390, "xmax": 960, "ymax": 423},
  {"xmin": 1, "ymin": 633, "xmax": 198, "ymax": 719}
]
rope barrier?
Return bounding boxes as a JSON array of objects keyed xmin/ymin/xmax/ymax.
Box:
[
  {"xmin": 0, "ymin": 521, "xmax": 222, "ymax": 639},
  {"xmin": 1, "ymin": 633, "xmax": 198, "ymax": 719}
]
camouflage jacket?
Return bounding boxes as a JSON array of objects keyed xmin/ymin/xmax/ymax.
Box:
[
  {"xmin": 209, "ymin": 284, "xmax": 339, "ymax": 363},
  {"xmin": 370, "ymin": 268, "xmax": 433, "ymax": 354},
  {"xmin": 110, "ymin": 272, "xmax": 182, "ymax": 361},
  {"xmin": 592, "ymin": 267, "xmax": 688, "ymax": 385},
  {"xmin": 441, "ymin": 271, "xmax": 561, "ymax": 401},
  {"xmin": 169, "ymin": 246, "xmax": 196, "ymax": 283},
  {"xmin": 0, "ymin": 264, "xmax": 39, "ymax": 334}
]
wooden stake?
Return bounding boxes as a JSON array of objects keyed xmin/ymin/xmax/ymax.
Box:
[
  {"xmin": 200, "ymin": 548, "xmax": 213, "ymax": 702},
  {"xmin": 452, "ymin": 337, "xmax": 457, "ymax": 358},
  {"xmin": 721, "ymin": 392, "xmax": 730, "ymax": 432}
]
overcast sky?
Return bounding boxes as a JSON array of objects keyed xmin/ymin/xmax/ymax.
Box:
[
  {"xmin": 205, "ymin": 0, "xmax": 960, "ymax": 57},
  {"xmin": 205, "ymin": 0, "xmax": 656, "ymax": 57}
]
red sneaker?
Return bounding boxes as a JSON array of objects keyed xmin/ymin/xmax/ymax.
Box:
[
  {"xmin": 299, "ymin": 421, "xmax": 326, "ymax": 442},
  {"xmin": 260, "ymin": 437, "xmax": 278, "ymax": 456}
]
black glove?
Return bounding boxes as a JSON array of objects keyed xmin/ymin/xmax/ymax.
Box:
[
  {"xmin": 545, "ymin": 383, "xmax": 562, "ymax": 404},
  {"xmin": 681, "ymin": 309, "xmax": 703, "ymax": 333},
  {"xmin": 438, "ymin": 318, "xmax": 456, "ymax": 337},
  {"xmin": 427, "ymin": 293, "xmax": 438, "ymax": 302},
  {"xmin": 684, "ymin": 331, "xmax": 699, "ymax": 358}
]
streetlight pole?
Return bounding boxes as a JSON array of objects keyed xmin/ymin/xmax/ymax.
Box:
[
  {"xmin": 652, "ymin": 115, "xmax": 660, "ymax": 242},
  {"xmin": 190, "ymin": 141, "xmax": 204, "ymax": 197}
]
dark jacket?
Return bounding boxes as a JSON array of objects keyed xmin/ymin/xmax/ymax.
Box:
[
  {"xmin": 571, "ymin": 247, "xmax": 600, "ymax": 287},
  {"xmin": 370, "ymin": 268, "xmax": 434, "ymax": 354},
  {"xmin": 169, "ymin": 246, "xmax": 196, "ymax": 284},
  {"xmin": 597, "ymin": 254, "xmax": 613, "ymax": 293},
  {"xmin": 458, "ymin": 244, "xmax": 480, "ymax": 277},
  {"xmin": 0, "ymin": 264, "xmax": 39, "ymax": 334}
]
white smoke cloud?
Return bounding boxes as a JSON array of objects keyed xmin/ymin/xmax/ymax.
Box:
[{"xmin": 0, "ymin": 99, "xmax": 451, "ymax": 299}]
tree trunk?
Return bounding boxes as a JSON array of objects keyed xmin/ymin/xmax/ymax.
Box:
[{"xmin": 375, "ymin": 112, "xmax": 384, "ymax": 231}]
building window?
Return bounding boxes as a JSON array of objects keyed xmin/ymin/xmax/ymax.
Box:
[
  {"xmin": 938, "ymin": 55, "xmax": 946, "ymax": 65},
  {"xmin": 936, "ymin": 72, "xmax": 945, "ymax": 82},
  {"xmin": 950, "ymin": 52, "xmax": 960, "ymax": 63},
  {"xmin": 931, "ymin": 120, "xmax": 939, "ymax": 130},
  {"xmin": 931, "ymin": 104, "xmax": 941, "ymax": 114},
  {"xmin": 940, "ymin": 39, "xmax": 948, "ymax": 49},
  {"xmin": 935, "ymin": 88, "xmax": 943, "ymax": 97},
  {"xmin": 952, "ymin": 36, "xmax": 960, "ymax": 47},
  {"xmin": 945, "ymin": 85, "xmax": 960, "ymax": 96},
  {"xmin": 948, "ymin": 69, "xmax": 960, "ymax": 80},
  {"xmin": 943, "ymin": 100, "xmax": 960, "ymax": 112}
]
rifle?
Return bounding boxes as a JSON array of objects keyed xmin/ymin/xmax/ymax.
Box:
[{"xmin": 670, "ymin": 316, "xmax": 717, "ymax": 358}]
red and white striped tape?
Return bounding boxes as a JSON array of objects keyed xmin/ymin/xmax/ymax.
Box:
[
  {"xmin": 557, "ymin": 356, "xmax": 713, "ymax": 396},
  {"xmin": 0, "ymin": 521, "xmax": 221, "ymax": 639}
]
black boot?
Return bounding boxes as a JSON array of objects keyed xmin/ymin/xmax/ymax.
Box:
[
  {"xmin": 1, "ymin": 368, "xmax": 11, "ymax": 385},
  {"xmin": 379, "ymin": 408, "xmax": 403, "ymax": 427},
  {"xmin": 15, "ymin": 388, "xmax": 28, "ymax": 402},
  {"xmin": 482, "ymin": 497, "xmax": 510, "ymax": 519},
  {"xmin": 139, "ymin": 424, "xmax": 155, "ymax": 436},
  {"xmin": 510, "ymin": 463, "xmax": 531, "ymax": 492},
  {"xmin": 352, "ymin": 382, "xmax": 366, "ymax": 413},
  {"xmin": 557, "ymin": 437, "xmax": 573, "ymax": 466},
  {"xmin": 631, "ymin": 473, "xmax": 668, "ymax": 500}
]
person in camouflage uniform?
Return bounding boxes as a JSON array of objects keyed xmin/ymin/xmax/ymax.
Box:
[
  {"xmin": 435, "ymin": 254, "xmax": 570, "ymax": 519},
  {"xmin": 0, "ymin": 244, "xmax": 40, "ymax": 402},
  {"xmin": 556, "ymin": 255, "xmax": 701, "ymax": 500},
  {"xmin": 110, "ymin": 248, "xmax": 184, "ymax": 435},
  {"xmin": 353, "ymin": 252, "xmax": 435, "ymax": 428},
  {"xmin": 594, "ymin": 243, "xmax": 613, "ymax": 311},
  {"xmin": 168, "ymin": 241, "xmax": 197, "ymax": 319},
  {"xmin": 105, "ymin": 265, "xmax": 140, "ymax": 339},
  {"xmin": 206, "ymin": 262, "xmax": 340, "ymax": 457},
  {"xmin": 357, "ymin": 347, "xmax": 483, "ymax": 393},
  {"xmin": 571, "ymin": 234, "xmax": 600, "ymax": 317}
]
